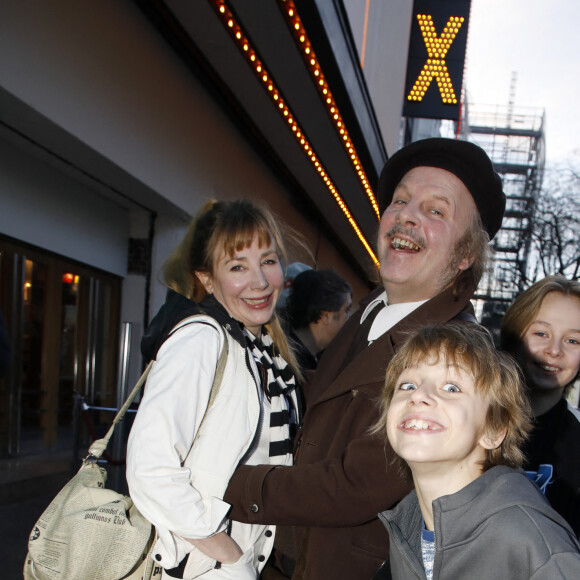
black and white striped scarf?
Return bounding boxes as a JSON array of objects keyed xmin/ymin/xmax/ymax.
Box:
[{"xmin": 244, "ymin": 327, "xmax": 298, "ymax": 464}]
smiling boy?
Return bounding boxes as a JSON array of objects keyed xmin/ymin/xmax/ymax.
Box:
[{"xmin": 374, "ymin": 323, "xmax": 580, "ymax": 580}]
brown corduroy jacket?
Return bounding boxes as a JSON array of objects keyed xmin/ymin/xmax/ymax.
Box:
[{"xmin": 224, "ymin": 283, "xmax": 476, "ymax": 580}]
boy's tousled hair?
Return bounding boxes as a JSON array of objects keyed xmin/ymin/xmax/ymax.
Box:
[{"xmin": 373, "ymin": 323, "xmax": 532, "ymax": 476}]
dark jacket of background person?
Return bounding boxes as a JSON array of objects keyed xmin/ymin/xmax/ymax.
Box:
[
  {"xmin": 224, "ymin": 282, "xmax": 476, "ymax": 580},
  {"xmin": 522, "ymin": 397, "xmax": 580, "ymax": 538},
  {"xmin": 379, "ymin": 465, "xmax": 580, "ymax": 580},
  {"xmin": 286, "ymin": 329, "xmax": 318, "ymax": 372}
]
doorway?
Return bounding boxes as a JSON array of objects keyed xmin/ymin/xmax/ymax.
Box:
[{"xmin": 0, "ymin": 236, "xmax": 121, "ymax": 457}]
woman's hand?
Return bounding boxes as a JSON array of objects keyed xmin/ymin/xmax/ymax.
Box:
[{"xmin": 186, "ymin": 531, "xmax": 243, "ymax": 564}]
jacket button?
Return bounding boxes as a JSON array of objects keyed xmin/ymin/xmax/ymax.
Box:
[
  {"xmin": 155, "ymin": 554, "xmax": 162, "ymax": 561},
  {"xmin": 258, "ymin": 555, "xmax": 265, "ymax": 562},
  {"xmin": 250, "ymin": 504, "xmax": 259, "ymax": 513},
  {"xmin": 265, "ymin": 530, "xmax": 272, "ymax": 537}
]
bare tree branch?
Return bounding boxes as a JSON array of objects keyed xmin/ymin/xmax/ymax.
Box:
[{"xmin": 527, "ymin": 159, "xmax": 580, "ymax": 282}]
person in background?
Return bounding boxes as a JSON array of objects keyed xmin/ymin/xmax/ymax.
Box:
[
  {"xmin": 127, "ymin": 199, "xmax": 301, "ymax": 579},
  {"xmin": 374, "ymin": 323, "xmax": 580, "ymax": 580},
  {"xmin": 223, "ymin": 138, "xmax": 506, "ymax": 579},
  {"xmin": 277, "ymin": 262, "xmax": 312, "ymax": 310},
  {"xmin": 282, "ymin": 269, "xmax": 352, "ymax": 372},
  {"xmin": 501, "ymin": 275, "xmax": 580, "ymax": 537}
]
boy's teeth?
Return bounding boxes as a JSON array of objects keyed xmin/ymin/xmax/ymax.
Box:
[{"xmin": 403, "ymin": 418, "xmax": 435, "ymax": 430}]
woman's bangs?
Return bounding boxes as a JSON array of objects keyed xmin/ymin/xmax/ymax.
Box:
[{"xmin": 219, "ymin": 219, "xmax": 273, "ymax": 257}]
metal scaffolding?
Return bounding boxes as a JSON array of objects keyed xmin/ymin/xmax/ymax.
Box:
[{"xmin": 460, "ymin": 101, "xmax": 546, "ymax": 333}]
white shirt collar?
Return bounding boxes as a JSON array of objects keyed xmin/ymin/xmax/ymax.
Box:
[
  {"xmin": 360, "ymin": 290, "xmax": 388, "ymax": 324},
  {"xmin": 360, "ymin": 290, "xmax": 428, "ymax": 342}
]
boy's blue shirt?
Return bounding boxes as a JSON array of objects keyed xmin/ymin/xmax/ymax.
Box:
[{"xmin": 420, "ymin": 520, "xmax": 435, "ymax": 580}]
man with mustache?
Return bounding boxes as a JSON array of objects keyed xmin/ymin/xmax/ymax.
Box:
[{"xmin": 223, "ymin": 138, "xmax": 506, "ymax": 579}]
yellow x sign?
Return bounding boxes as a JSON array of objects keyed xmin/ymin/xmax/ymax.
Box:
[{"xmin": 407, "ymin": 14, "xmax": 465, "ymax": 104}]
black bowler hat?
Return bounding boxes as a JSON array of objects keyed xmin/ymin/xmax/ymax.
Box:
[{"xmin": 377, "ymin": 138, "xmax": 506, "ymax": 239}]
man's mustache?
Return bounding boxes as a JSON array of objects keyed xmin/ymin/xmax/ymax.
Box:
[{"xmin": 384, "ymin": 225, "xmax": 426, "ymax": 250}]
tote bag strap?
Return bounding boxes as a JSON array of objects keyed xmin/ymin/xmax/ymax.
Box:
[{"xmin": 88, "ymin": 318, "xmax": 229, "ymax": 459}]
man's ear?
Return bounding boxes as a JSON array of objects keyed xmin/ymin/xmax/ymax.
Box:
[
  {"xmin": 319, "ymin": 311, "xmax": 333, "ymax": 326},
  {"xmin": 479, "ymin": 426, "xmax": 507, "ymax": 451},
  {"xmin": 458, "ymin": 253, "xmax": 475, "ymax": 272},
  {"xmin": 194, "ymin": 270, "xmax": 213, "ymax": 294}
]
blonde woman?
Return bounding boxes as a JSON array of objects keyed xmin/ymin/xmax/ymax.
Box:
[{"xmin": 127, "ymin": 199, "xmax": 301, "ymax": 579}]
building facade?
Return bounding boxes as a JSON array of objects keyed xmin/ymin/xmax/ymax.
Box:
[{"xmin": 0, "ymin": 0, "xmax": 413, "ymax": 458}]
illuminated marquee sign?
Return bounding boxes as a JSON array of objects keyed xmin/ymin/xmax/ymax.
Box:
[{"xmin": 403, "ymin": 0, "xmax": 471, "ymax": 120}]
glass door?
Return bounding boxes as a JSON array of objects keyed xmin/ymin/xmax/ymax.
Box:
[{"xmin": 0, "ymin": 237, "xmax": 121, "ymax": 457}]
